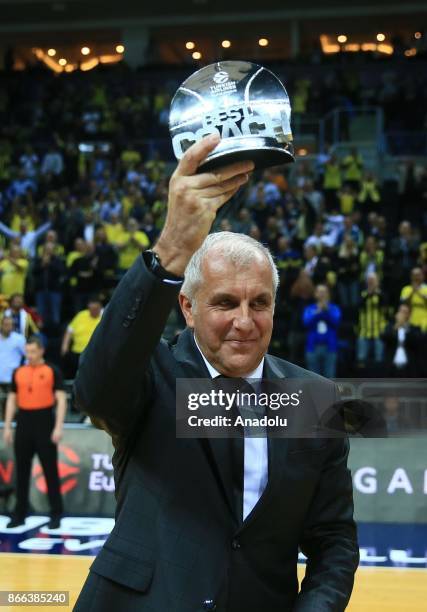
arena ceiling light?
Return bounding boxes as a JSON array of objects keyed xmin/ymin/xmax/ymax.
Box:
[
  {"xmin": 186, "ymin": 41, "xmax": 195, "ymax": 50},
  {"xmin": 58, "ymin": 58, "xmax": 67, "ymax": 66},
  {"xmin": 116, "ymin": 45, "xmax": 125, "ymax": 53},
  {"xmin": 192, "ymin": 51, "xmax": 202, "ymax": 60},
  {"xmin": 377, "ymin": 43, "xmax": 393, "ymax": 55},
  {"xmin": 337, "ymin": 35, "xmax": 347, "ymax": 43},
  {"xmin": 47, "ymin": 48, "xmax": 56, "ymax": 57},
  {"xmin": 320, "ymin": 35, "xmax": 340, "ymax": 54},
  {"xmin": 344, "ymin": 43, "xmax": 360, "ymax": 52},
  {"xmin": 376, "ymin": 33, "xmax": 385, "ymax": 42},
  {"xmin": 221, "ymin": 40, "xmax": 231, "ymax": 48},
  {"xmin": 33, "ymin": 48, "xmax": 62, "ymax": 73},
  {"xmin": 258, "ymin": 38, "xmax": 269, "ymax": 47},
  {"xmin": 81, "ymin": 57, "xmax": 100, "ymax": 71},
  {"xmin": 414, "ymin": 32, "xmax": 422, "ymax": 39},
  {"xmin": 81, "ymin": 47, "xmax": 90, "ymax": 55}
]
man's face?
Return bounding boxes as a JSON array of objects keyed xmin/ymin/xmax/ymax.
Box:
[
  {"xmin": 180, "ymin": 254, "xmax": 274, "ymax": 377},
  {"xmin": 411, "ymin": 269, "xmax": 423, "ymax": 285},
  {"xmin": 315, "ymin": 286, "xmax": 329, "ymax": 303},
  {"xmin": 11, "ymin": 295, "xmax": 23, "ymax": 310},
  {"xmin": 1, "ymin": 318, "xmax": 13, "ymax": 336},
  {"xmin": 25, "ymin": 343, "xmax": 44, "ymax": 365},
  {"xmin": 88, "ymin": 302, "xmax": 101, "ymax": 317}
]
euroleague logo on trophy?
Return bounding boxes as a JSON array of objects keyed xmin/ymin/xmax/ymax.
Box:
[
  {"xmin": 169, "ymin": 60, "xmax": 295, "ymax": 171},
  {"xmin": 213, "ymin": 70, "xmax": 229, "ymax": 84}
]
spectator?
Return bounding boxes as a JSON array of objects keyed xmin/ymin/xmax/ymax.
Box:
[
  {"xmin": 322, "ymin": 154, "xmax": 342, "ymax": 211},
  {"xmin": 32, "ymin": 243, "xmax": 65, "ymax": 329},
  {"xmin": 66, "ymin": 238, "xmax": 86, "ymax": 288},
  {"xmin": 104, "ymin": 211, "xmax": 125, "ymax": 245},
  {"xmin": 93, "ymin": 227, "xmax": 118, "ymax": 293},
  {"xmin": 10, "ymin": 203, "xmax": 35, "ymax": 233},
  {"xmin": 68, "ymin": 242, "xmax": 99, "ymax": 313},
  {"xmin": 382, "ymin": 304, "xmax": 422, "ymax": 377},
  {"xmin": 232, "ymin": 208, "xmax": 253, "ymax": 235},
  {"xmin": 140, "ymin": 212, "xmax": 159, "ymax": 245},
  {"xmin": 359, "ymin": 236, "xmax": 384, "ymax": 282},
  {"xmin": 357, "ymin": 272, "xmax": 387, "ymax": 369},
  {"xmin": 116, "ymin": 217, "xmax": 150, "ymax": 273},
  {"xmin": 303, "ymin": 284, "xmax": 341, "ymax": 377},
  {"xmin": 400, "ymin": 267, "xmax": 427, "ymax": 331},
  {"xmin": 40, "ymin": 145, "xmax": 64, "ymax": 178},
  {"xmin": 0, "ymin": 315, "xmax": 25, "ymax": 418},
  {"xmin": 3, "ymin": 293, "xmax": 39, "ymax": 338},
  {"xmin": 36, "ymin": 229, "xmax": 65, "ymax": 259},
  {"xmin": 389, "ymin": 221, "xmax": 420, "ymax": 300},
  {"xmin": 337, "ymin": 234, "xmax": 360, "ymax": 310},
  {"xmin": 301, "ymin": 180, "xmax": 324, "ymax": 216},
  {"xmin": 99, "ymin": 191, "xmax": 122, "ymax": 223},
  {"xmin": 357, "ymin": 172, "xmax": 381, "ymax": 215},
  {"xmin": 338, "ymin": 185, "xmax": 356, "ymax": 216},
  {"xmin": 61, "ymin": 296, "xmax": 103, "ymax": 378},
  {"xmin": 0, "ymin": 219, "xmax": 51, "ymax": 258},
  {"xmin": 0, "ymin": 244, "xmax": 29, "ymax": 298},
  {"xmin": 19, "ymin": 145, "xmax": 39, "ymax": 179},
  {"xmin": 341, "ymin": 147, "xmax": 363, "ymax": 190}
]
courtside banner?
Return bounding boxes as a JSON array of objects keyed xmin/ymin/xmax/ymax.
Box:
[
  {"xmin": 0, "ymin": 425, "xmax": 116, "ymax": 517},
  {"xmin": 0, "ymin": 426, "xmax": 426, "ymax": 522}
]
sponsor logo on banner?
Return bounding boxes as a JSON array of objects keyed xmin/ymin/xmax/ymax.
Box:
[
  {"xmin": 353, "ymin": 467, "xmax": 427, "ymax": 495},
  {"xmin": 0, "ymin": 516, "xmax": 114, "ymax": 555},
  {"xmin": 89, "ymin": 453, "xmax": 115, "ymax": 491},
  {"xmin": 33, "ymin": 444, "xmax": 80, "ymax": 494}
]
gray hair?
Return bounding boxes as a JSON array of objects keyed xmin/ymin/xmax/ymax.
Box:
[{"xmin": 181, "ymin": 231, "xmax": 279, "ymax": 303}]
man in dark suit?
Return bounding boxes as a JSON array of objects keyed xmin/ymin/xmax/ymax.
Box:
[
  {"xmin": 382, "ymin": 303, "xmax": 423, "ymax": 377},
  {"xmin": 74, "ymin": 134, "xmax": 359, "ymax": 612}
]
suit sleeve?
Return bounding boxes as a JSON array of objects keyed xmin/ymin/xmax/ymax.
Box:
[
  {"xmin": 293, "ymin": 438, "xmax": 359, "ymax": 612},
  {"xmin": 73, "ymin": 254, "xmax": 181, "ymax": 439}
]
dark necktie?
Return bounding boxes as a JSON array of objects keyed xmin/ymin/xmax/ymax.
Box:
[{"xmin": 215, "ymin": 376, "xmax": 256, "ymax": 523}]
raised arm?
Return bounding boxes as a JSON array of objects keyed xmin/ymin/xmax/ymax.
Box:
[
  {"xmin": 33, "ymin": 221, "xmax": 52, "ymax": 240},
  {"xmin": 73, "ymin": 134, "xmax": 253, "ymax": 438},
  {"xmin": 0, "ymin": 221, "xmax": 19, "ymax": 239}
]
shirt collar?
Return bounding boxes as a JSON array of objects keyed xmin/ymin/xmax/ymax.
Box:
[{"xmin": 193, "ymin": 332, "xmax": 264, "ymax": 381}]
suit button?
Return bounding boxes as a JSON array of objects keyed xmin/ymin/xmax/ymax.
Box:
[
  {"xmin": 231, "ymin": 539, "xmax": 241, "ymax": 550},
  {"xmin": 202, "ymin": 600, "xmax": 216, "ymax": 610}
]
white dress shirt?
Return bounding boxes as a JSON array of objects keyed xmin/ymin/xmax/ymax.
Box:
[{"xmin": 194, "ymin": 335, "xmax": 268, "ymax": 520}]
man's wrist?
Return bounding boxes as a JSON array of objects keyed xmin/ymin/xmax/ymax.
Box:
[
  {"xmin": 144, "ymin": 249, "xmax": 185, "ymax": 281},
  {"xmin": 151, "ymin": 238, "xmax": 190, "ymax": 278}
]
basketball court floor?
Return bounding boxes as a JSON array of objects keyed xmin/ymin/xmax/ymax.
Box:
[{"xmin": 1, "ymin": 515, "xmax": 426, "ymax": 611}]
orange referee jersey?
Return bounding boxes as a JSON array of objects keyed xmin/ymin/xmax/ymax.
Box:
[{"xmin": 11, "ymin": 362, "xmax": 64, "ymax": 410}]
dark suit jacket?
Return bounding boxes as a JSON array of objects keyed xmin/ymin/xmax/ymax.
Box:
[{"xmin": 73, "ymin": 256, "xmax": 359, "ymax": 612}]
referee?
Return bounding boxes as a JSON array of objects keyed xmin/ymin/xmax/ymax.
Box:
[{"xmin": 3, "ymin": 336, "xmax": 66, "ymax": 529}]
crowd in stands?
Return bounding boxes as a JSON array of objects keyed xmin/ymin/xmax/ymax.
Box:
[{"xmin": 1, "ymin": 65, "xmax": 427, "ymax": 424}]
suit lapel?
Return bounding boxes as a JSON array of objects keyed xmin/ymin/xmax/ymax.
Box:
[{"xmin": 173, "ymin": 329, "xmax": 237, "ymax": 520}]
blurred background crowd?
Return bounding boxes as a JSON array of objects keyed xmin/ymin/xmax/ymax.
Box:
[{"xmin": 1, "ymin": 58, "xmax": 427, "ymax": 421}]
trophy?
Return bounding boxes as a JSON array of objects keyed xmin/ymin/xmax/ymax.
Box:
[{"xmin": 169, "ymin": 60, "xmax": 294, "ymax": 172}]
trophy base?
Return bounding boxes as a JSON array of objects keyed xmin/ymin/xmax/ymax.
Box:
[{"xmin": 197, "ymin": 137, "xmax": 294, "ymax": 173}]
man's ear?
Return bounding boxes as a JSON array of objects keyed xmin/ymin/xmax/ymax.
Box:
[{"xmin": 179, "ymin": 293, "xmax": 195, "ymax": 328}]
